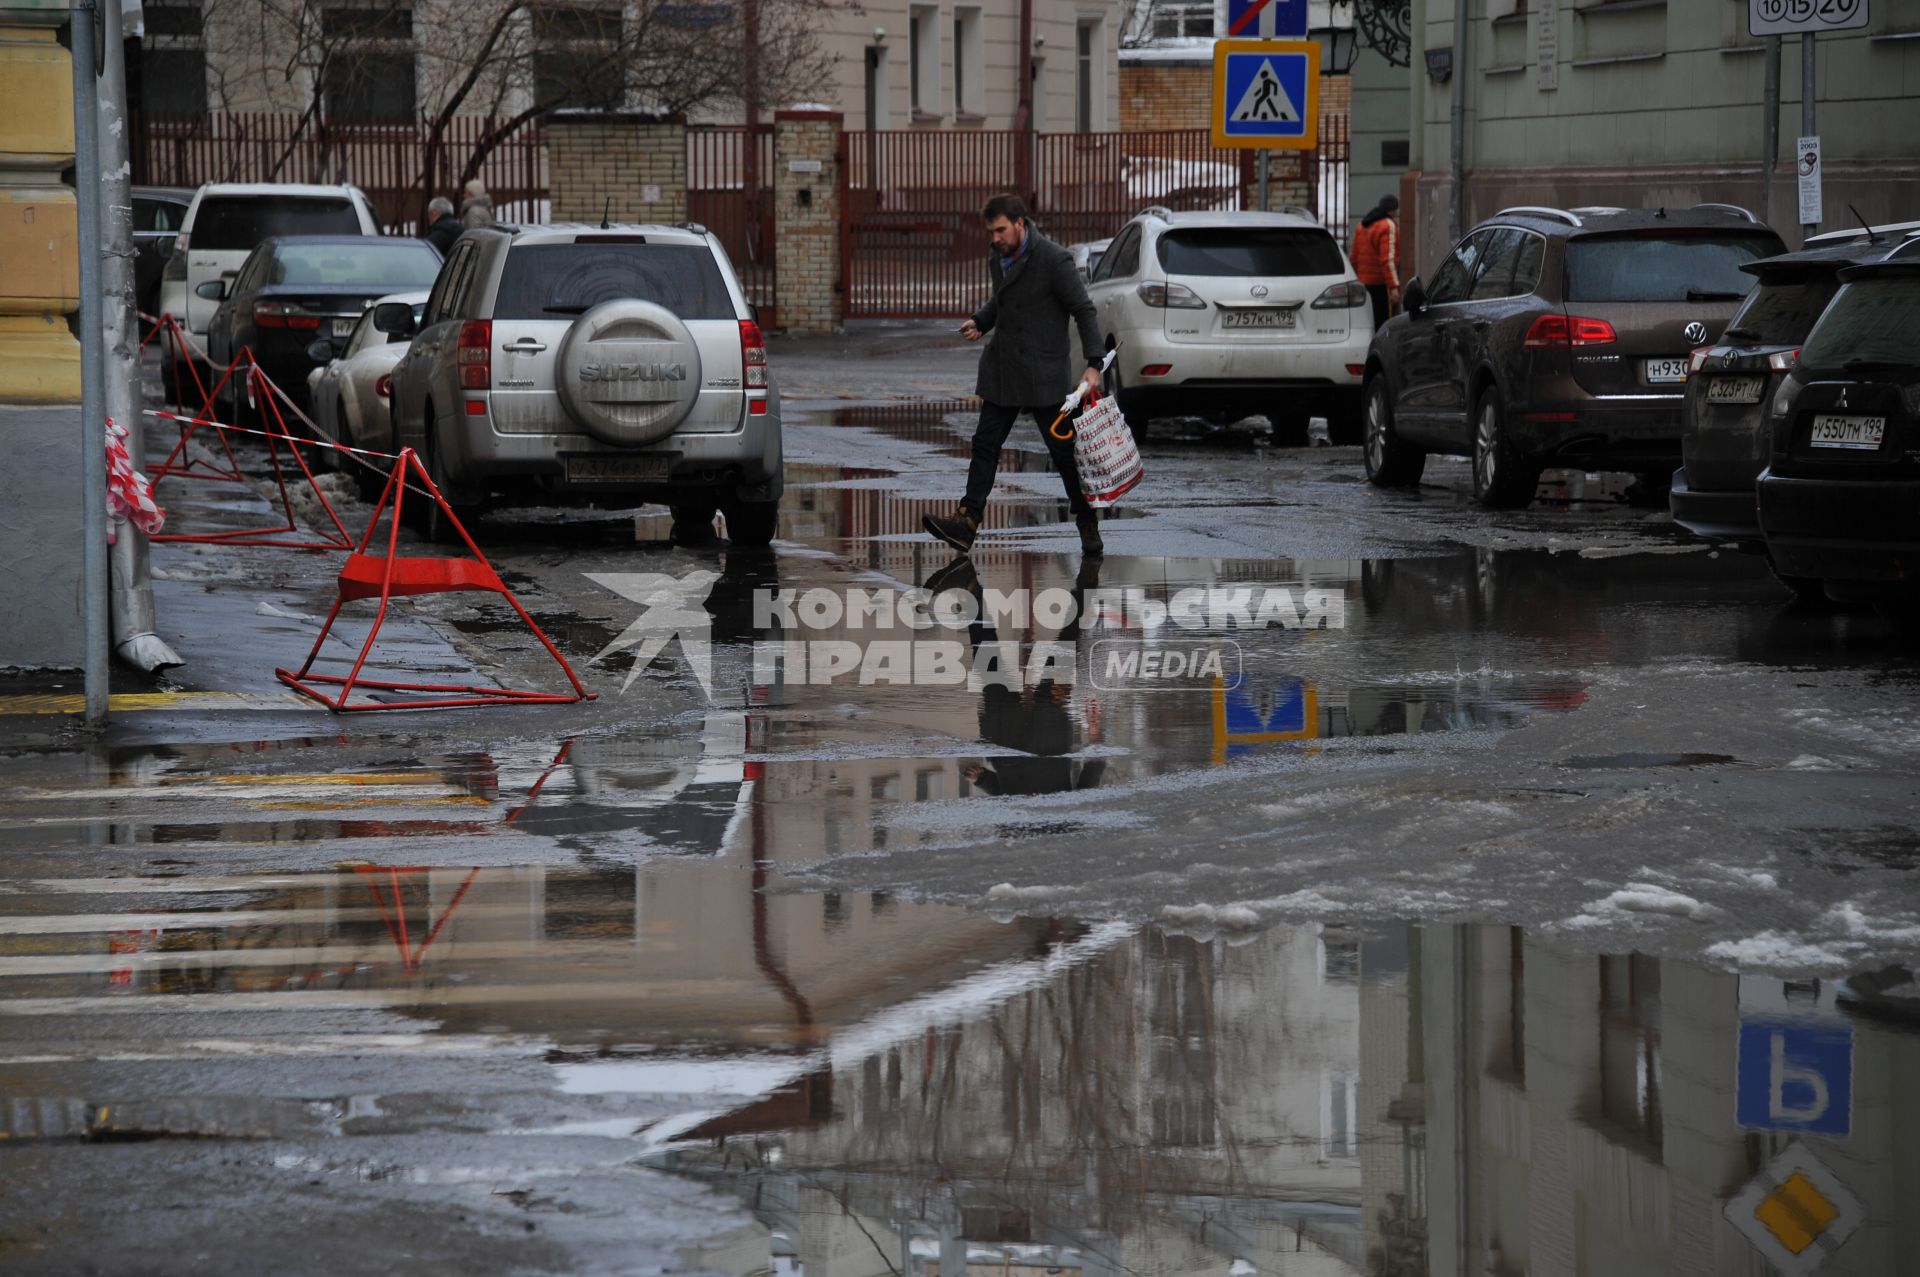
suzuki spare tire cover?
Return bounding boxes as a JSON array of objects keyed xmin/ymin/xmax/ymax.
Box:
[{"xmin": 556, "ymin": 299, "xmax": 704, "ymax": 445}]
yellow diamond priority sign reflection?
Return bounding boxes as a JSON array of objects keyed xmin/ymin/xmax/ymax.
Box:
[{"xmin": 1724, "ymin": 1144, "xmax": 1866, "ymax": 1275}]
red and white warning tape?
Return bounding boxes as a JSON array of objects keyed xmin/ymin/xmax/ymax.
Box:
[{"xmin": 105, "ymin": 416, "xmax": 165, "ymax": 541}]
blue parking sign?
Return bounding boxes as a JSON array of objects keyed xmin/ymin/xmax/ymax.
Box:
[
  {"xmin": 1736, "ymin": 1020, "xmax": 1852, "ymax": 1135},
  {"xmin": 1212, "ymin": 41, "xmax": 1320, "ymax": 150}
]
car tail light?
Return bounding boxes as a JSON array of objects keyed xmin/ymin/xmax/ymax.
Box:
[
  {"xmin": 1136, "ymin": 280, "xmax": 1207, "ymax": 309},
  {"xmin": 254, "ymin": 301, "xmax": 321, "ymax": 330},
  {"xmin": 1771, "ymin": 376, "xmax": 1803, "ymax": 420},
  {"xmin": 457, "ymin": 319, "xmax": 491, "ymax": 389},
  {"xmin": 163, "ymin": 232, "xmax": 189, "ymax": 281},
  {"xmin": 1687, "ymin": 345, "xmax": 1718, "ymax": 375},
  {"xmin": 1311, "ymin": 280, "xmax": 1370, "ymax": 309},
  {"xmin": 1767, "ymin": 349, "xmax": 1800, "ymax": 373},
  {"xmin": 464, "ymin": 400, "xmax": 488, "ymax": 416},
  {"xmin": 1140, "ymin": 364, "xmax": 1173, "ymax": 377},
  {"xmin": 739, "ymin": 319, "xmax": 767, "ymax": 390},
  {"xmin": 374, "ymin": 374, "xmax": 393, "ymax": 399},
  {"xmin": 1522, "ymin": 314, "xmax": 1616, "ymax": 349}
]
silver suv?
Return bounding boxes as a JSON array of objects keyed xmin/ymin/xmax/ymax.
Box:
[{"xmin": 379, "ymin": 223, "xmax": 782, "ymax": 545}]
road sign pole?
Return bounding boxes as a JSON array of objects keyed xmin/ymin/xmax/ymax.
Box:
[
  {"xmin": 1256, "ymin": 150, "xmax": 1269, "ymax": 211},
  {"xmin": 1801, "ymin": 32, "xmax": 1817, "ymax": 237},
  {"xmin": 1761, "ymin": 35, "xmax": 1779, "ymax": 227}
]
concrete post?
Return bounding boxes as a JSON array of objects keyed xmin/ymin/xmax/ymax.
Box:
[
  {"xmin": 545, "ymin": 110, "xmax": 687, "ymax": 226},
  {"xmin": 772, "ymin": 108, "xmax": 842, "ymax": 335}
]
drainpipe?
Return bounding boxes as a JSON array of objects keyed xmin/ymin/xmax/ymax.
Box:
[
  {"xmin": 1013, "ymin": 0, "xmax": 1033, "ymax": 201},
  {"xmin": 1448, "ymin": 0, "xmax": 1469, "ymax": 245},
  {"xmin": 101, "ymin": 0, "xmax": 182, "ymax": 674}
]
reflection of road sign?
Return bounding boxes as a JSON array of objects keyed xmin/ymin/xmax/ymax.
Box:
[
  {"xmin": 1737, "ymin": 1020, "xmax": 1852, "ymax": 1134},
  {"xmin": 1750, "ymin": 0, "xmax": 1869, "ymax": 37},
  {"xmin": 1212, "ymin": 676, "xmax": 1318, "ymax": 762},
  {"xmin": 1723, "ymin": 1143, "xmax": 1866, "ymax": 1277},
  {"xmin": 1227, "ymin": 0, "xmax": 1308, "ymax": 38},
  {"xmin": 1213, "ymin": 41, "xmax": 1320, "ymax": 150}
]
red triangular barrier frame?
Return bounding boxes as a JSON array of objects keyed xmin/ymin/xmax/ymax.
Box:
[
  {"xmin": 142, "ymin": 313, "xmax": 247, "ymax": 483},
  {"xmin": 274, "ymin": 449, "xmax": 596, "ymax": 711}
]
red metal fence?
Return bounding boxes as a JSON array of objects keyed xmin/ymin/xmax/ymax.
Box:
[
  {"xmin": 687, "ymin": 125, "xmax": 776, "ymax": 315},
  {"xmin": 130, "ymin": 113, "xmax": 549, "ymax": 233},
  {"xmin": 839, "ymin": 122, "xmax": 1351, "ymax": 319}
]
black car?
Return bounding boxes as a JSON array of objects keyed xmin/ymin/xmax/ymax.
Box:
[
  {"xmin": 132, "ymin": 185, "xmax": 193, "ymax": 317},
  {"xmin": 203, "ymin": 235, "xmax": 442, "ymax": 417},
  {"xmin": 1756, "ymin": 240, "xmax": 1920, "ymax": 611},
  {"xmin": 1362, "ymin": 205, "xmax": 1785, "ymax": 508},
  {"xmin": 1670, "ymin": 231, "xmax": 1918, "ymax": 544}
]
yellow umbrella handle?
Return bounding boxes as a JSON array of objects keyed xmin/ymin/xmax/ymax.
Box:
[{"xmin": 1049, "ymin": 407, "xmax": 1075, "ymax": 441}]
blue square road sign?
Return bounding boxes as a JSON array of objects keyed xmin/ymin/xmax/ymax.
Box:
[
  {"xmin": 1736, "ymin": 1019, "xmax": 1852, "ymax": 1136},
  {"xmin": 1213, "ymin": 41, "xmax": 1320, "ymax": 150}
]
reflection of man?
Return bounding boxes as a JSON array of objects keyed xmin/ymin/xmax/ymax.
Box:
[{"xmin": 931, "ymin": 557, "xmax": 1106, "ymax": 796}]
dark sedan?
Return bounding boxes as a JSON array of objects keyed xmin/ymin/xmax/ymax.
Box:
[
  {"xmin": 132, "ymin": 185, "xmax": 193, "ymax": 317},
  {"xmin": 203, "ymin": 235, "xmax": 443, "ymax": 419}
]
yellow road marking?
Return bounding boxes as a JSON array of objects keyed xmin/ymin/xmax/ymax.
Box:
[{"xmin": 0, "ymin": 692, "xmax": 314, "ymax": 716}]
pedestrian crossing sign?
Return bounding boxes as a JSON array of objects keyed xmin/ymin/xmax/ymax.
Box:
[{"xmin": 1212, "ymin": 39, "xmax": 1320, "ymax": 150}]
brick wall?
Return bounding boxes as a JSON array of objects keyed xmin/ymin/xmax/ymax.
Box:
[
  {"xmin": 773, "ymin": 110, "xmax": 842, "ymax": 336},
  {"xmin": 546, "ymin": 112, "xmax": 687, "ymax": 225},
  {"xmin": 1120, "ymin": 61, "xmax": 1351, "ymax": 134}
]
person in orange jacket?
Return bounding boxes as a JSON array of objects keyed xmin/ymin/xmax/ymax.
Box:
[{"xmin": 1351, "ymin": 194, "xmax": 1401, "ymax": 331}]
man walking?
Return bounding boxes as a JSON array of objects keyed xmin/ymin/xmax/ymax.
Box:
[
  {"xmin": 922, "ymin": 194, "xmax": 1108, "ymax": 558},
  {"xmin": 423, "ymin": 197, "xmax": 462, "ymax": 255},
  {"xmin": 1352, "ymin": 193, "xmax": 1401, "ymax": 332}
]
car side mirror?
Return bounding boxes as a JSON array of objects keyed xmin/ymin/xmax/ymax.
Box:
[
  {"xmin": 195, "ymin": 280, "xmax": 228, "ymax": 301},
  {"xmin": 372, "ymin": 302, "xmax": 416, "ymax": 336},
  {"xmin": 1401, "ymin": 276, "xmax": 1426, "ymax": 317},
  {"xmin": 305, "ymin": 338, "xmax": 334, "ymax": 364}
]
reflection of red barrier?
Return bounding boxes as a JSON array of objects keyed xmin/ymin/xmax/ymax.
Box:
[
  {"xmin": 354, "ymin": 865, "xmax": 482, "ymax": 971},
  {"xmin": 276, "ymin": 448, "xmax": 595, "ymax": 712}
]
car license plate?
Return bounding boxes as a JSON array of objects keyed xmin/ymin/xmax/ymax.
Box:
[
  {"xmin": 1808, "ymin": 414, "xmax": 1886, "ymax": 451},
  {"xmin": 1706, "ymin": 375, "xmax": 1764, "ymax": 404},
  {"xmin": 565, "ymin": 455, "xmax": 670, "ymax": 483},
  {"xmin": 1645, "ymin": 358, "xmax": 1689, "ymax": 383},
  {"xmin": 332, "ymin": 318, "xmax": 354, "ymax": 338},
  {"xmin": 1221, "ymin": 307, "xmax": 1295, "ymax": 330}
]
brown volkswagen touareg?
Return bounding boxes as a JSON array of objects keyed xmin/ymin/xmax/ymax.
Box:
[{"xmin": 1360, "ymin": 205, "xmax": 1786, "ymax": 508}]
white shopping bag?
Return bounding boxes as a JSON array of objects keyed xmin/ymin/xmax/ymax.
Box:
[{"xmin": 1051, "ymin": 353, "xmax": 1142, "ymax": 508}]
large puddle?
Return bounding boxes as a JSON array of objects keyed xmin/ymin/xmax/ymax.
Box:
[{"xmin": 1, "ymin": 845, "xmax": 1909, "ymax": 1275}]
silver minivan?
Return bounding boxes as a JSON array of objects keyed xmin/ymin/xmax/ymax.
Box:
[{"xmin": 379, "ymin": 224, "xmax": 782, "ymax": 545}]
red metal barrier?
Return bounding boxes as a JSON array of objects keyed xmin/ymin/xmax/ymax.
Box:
[{"xmin": 275, "ymin": 448, "xmax": 594, "ymax": 712}]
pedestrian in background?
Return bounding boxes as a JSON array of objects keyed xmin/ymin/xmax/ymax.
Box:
[
  {"xmin": 923, "ymin": 194, "xmax": 1108, "ymax": 559},
  {"xmin": 423, "ymin": 196, "xmax": 462, "ymax": 255},
  {"xmin": 460, "ymin": 178, "xmax": 495, "ymax": 229},
  {"xmin": 1352, "ymin": 193, "xmax": 1402, "ymax": 331}
]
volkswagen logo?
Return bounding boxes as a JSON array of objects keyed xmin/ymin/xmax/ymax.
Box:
[
  {"xmin": 1684, "ymin": 321, "xmax": 1708, "ymax": 345},
  {"xmin": 1250, "ymin": 284, "xmax": 1269, "ymax": 298}
]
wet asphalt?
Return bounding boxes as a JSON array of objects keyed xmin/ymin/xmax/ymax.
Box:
[{"xmin": 0, "ymin": 322, "xmax": 1916, "ymax": 1274}]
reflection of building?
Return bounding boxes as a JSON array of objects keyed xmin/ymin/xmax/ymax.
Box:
[
  {"xmin": 1415, "ymin": 925, "xmax": 1919, "ymax": 1277},
  {"xmin": 674, "ymin": 922, "xmax": 1368, "ymax": 1275}
]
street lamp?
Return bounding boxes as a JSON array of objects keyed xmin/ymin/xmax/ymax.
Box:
[{"xmin": 1313, "ymin": 24, "xmax": 1361, "ymax": 76}]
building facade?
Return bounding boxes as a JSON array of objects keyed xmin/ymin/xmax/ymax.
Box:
[{"xmin": 1403, "ymin": 0, "xmax": 1920, "ymax": 274}]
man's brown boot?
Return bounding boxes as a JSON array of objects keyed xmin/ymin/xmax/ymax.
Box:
[
  {"xmin": 923, "ymin": 508, "xmax": 978, "ymax": 554},
  {"xmin": 1077, "ymin": 512, "xmax": 1104, "ymax": 558}
]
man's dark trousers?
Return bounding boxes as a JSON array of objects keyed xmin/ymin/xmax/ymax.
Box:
[{"xmin": 962, "ymin": 400, "xmax": 1090, "ymax": 522}]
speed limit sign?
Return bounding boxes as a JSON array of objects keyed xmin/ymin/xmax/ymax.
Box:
[{"xmin": 1750, "ymin": 0, "xmax": 1870, "ymax": 36}]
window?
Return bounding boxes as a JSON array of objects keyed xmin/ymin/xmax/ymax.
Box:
[
  {"xmin": 1564, "ymin": 232, "xmax": 1776, "ymax": 303},
  {"xmin": 320, "ymin": 3, "xmax": 416, "ymax": 121},
  {"xmin": 424, "ymin": 241, "xmax": 472, "ymax": 324},
  {"xmin": 863, "ymin": 45, "xmax": 891, "ymax": 130},
  {"xmin": 1725, "ymin": 272, "xmax": 1843, "ymax": 346},
  {"xmin": 1467, "ymin": 228, "xmax": 1530, "ymax": 300},
  {"xmin": 1075, "ymin": 18, "xmax": 1099, "ymax": 131},
  {"xmin": 1322, "ymin": 1069, "xmax": 1359, "ymax": 1158},
  {"xmin": 1147, "ymin": 934, "xmax": 1217, "ymax": 1149},
  {"xmin": 953, "ymin": 7, "xmax": 984, "ymax": 117},
  {"xmin": 1150, "ymin": 0, "xmax": 1215, "ymax": 40},
  {"xmin": 270, "ymin": 241, "xmax": 442, "ymax": 288},
  {"xmin": 1424, "ymin": 230, "xmax": 1492, "ymax": 306},
  {"xmin": 189, "ymin": 197, "xmax": 361, "ymax": 251},
  {"xmin": 534, "ymin": 5, "xmax": 625, "ymax": 111},
  {"xmin": 1093, "ymin": 225, "xmax": 1140, "ymax": 281},
  {"xmin": 1799, "ymin": 277, "xmax": 1920, "ymax": 373},
  {"xmin": 139, "ymin": 1, "xmax": 208, "ymax": 114},
  {"xmin": 909, "ymin": 5, "xmax": 940, "ymax": 117},
  {"xmin": 494, "ymin": 244, "xmax": 735, "ymax": 321},
  {"xmin": 1157, "ymin": 227, "xmax": 1346, "ymax": 278},
  {"xmin": 1029, "ymin": 56, "xmax": 1047, "ymax": 130},
  {"xmin": 1598, "ymin": 953, "xmax": 1663, "ymax": 1151}
]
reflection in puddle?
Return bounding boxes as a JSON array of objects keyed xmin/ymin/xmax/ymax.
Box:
[{"xmin": 9, "ymin": 830, "xmax": 1909, "ymax": 1277}]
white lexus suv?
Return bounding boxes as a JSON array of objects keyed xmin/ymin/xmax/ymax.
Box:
[
  {"xmin": 380, "ymin": 223, "xmax": 781, "ymax": 545},
  {"xmin": 1081, "ymin": 207, "xmax": 1373, "ymax": 445}
]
